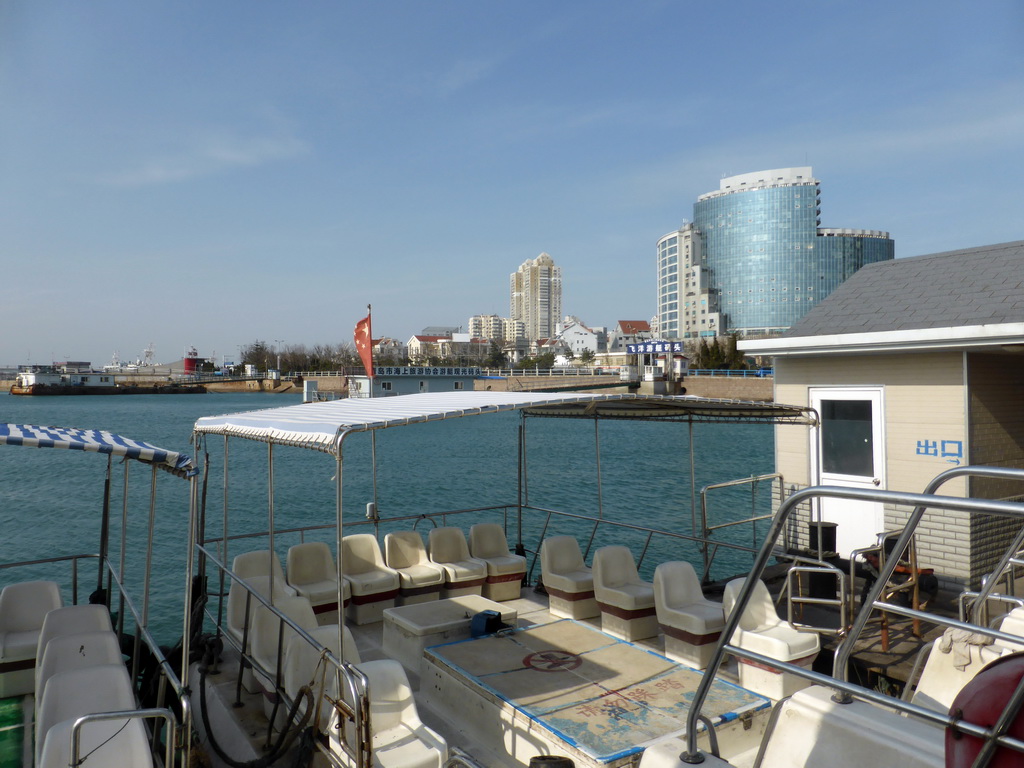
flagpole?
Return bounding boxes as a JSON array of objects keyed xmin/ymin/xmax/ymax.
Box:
[
  {"xmin": 367, "ymin": 303, "xmax": 373, "ymax": 398},
  {"xmin": 366, "ymin": 304, "xmax": 380, "ymax": 530}
]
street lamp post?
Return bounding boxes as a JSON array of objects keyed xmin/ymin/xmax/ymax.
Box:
[{"xmin": 274, "ymin": 339, "xmax": 284, "ymax": 371}]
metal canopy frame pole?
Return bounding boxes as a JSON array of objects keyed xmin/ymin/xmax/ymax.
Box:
[
  {"xmin": 335, "ymin": 436, "xmax": 346, "ymax": 638},
  {"xmin": 97, "ymin": 454, "xmax": 113, "ymax": 598},
  {"xmin": 118, "ymin": 461, "xmax": 131, "ymax": 630},
  {"xmin": 689, "ymin": 419, "xmax": 705, "ymax": 577},
  {"xmin": 594, "ymin": 418, "xmax": 604, "ymax": 520},
  {"xmin": 219, "ymin": 435, "xmax": 230, "ymax": 629},
  {"xmin": 135, "ymin": 464, "xmax": 158, "ymax": 682},
  {"xmin": 516, "ymin": 418, "xmax": 525, "ymax": 552},
  {"xmin": 267, "ymin": 443, "xmax": 275, "ymax": 603},
  {"xmin": 181, "ymin": 436, "xmax": 201, "ymax": 754}
]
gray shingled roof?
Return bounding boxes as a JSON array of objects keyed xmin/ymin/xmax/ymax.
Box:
[{"xmin": 784, "ymin": 240, "xmax": 1024, "ymax": 337}]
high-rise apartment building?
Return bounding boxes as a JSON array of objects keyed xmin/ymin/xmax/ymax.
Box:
[
  {"xmin": 510, "ymin": 253, "xmax": 562, "ymax": 341},
  {"xmin": 469, "ymin": 314, "xmax": 504, "ymax": 340},
  {"xmin": 659, "ymin": 167, "xmax": 894, "ymax": 339},
  {"xmin": 468, "ymin": 314, "xmax": 526, "ymax": 343}
]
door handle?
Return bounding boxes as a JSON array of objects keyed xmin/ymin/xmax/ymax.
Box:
[{"xmin": 872, "ymin": 478, "xmax": 881, "ymax": 486}]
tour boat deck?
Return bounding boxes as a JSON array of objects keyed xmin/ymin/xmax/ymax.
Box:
[{"xmin": 424, "ymin": 619, "xmax": 769, "ymax": 767}]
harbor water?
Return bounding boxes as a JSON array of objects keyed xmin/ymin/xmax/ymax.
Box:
[{"xmin": 0, "ymin": 393, "xmax": 774, "ymax": 644}]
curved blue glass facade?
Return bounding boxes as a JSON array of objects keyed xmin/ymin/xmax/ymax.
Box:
[{"xmin": 691, "ymin": 171, "xmax": 893, "ymax": 336}]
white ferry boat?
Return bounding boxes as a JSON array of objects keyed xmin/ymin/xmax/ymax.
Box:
[{"xmin": 3, "ymin": 392, "xmax": 1024, "ymax": 768}]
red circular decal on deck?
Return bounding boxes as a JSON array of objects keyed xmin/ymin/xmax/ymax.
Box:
[{"xmin": 523, "ymin": 650, "xmax": 582, "ymax": 672}]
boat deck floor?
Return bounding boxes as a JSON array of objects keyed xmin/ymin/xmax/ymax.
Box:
[
  {"xmin": 193, "ymin": 582, "xmax": 951, "ymax": 768},
  {"xmin": 423, "ymin": 618, "xmax": 769, "ymax": 767}
]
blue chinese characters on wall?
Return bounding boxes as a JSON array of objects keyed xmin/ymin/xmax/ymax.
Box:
[{"xmin": 916, "ymin": 439, "xmax": 963, "ymax": 465}]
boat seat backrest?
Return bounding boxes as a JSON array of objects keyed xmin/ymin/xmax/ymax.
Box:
[
  {"xmin": 36, "ymin": 630, "xmax": 123, "ymax": 704},
  {"xmin": 654, "ymin": 561, "xmax": 706, "ymax": 608},
  {"xmin": 227, "ymin": 575, "xmax": 283, "ymax": 639},
  {"xmin": 233, "ymin": 549, "xmax": 288, "ymax": 584},
  {"xmin": 469, "ymin": 523, "xmax": 512, "ymax": 559},
  {"xmin": 997, "ymin": 607, "xmax": 1024, "ymax": 643},
  {"xmin": 758, "ymin": 685, "xmax": 943, "ymax": 768},
  {"xmin": 723, "ymin": 578, "xmax": 778, "ymax": 631},
  {"xmin": 283, "ymin": 624, "xmax": 346, "ymax": 723},
  {"xmin": 36, "ymin": 604, "xmax": 113, "ymax": 658},
  {"xmin": 541, "ymin": 536, "xmax": 587, "ymax": 575},
  {"xmin": 36, "ymin": 662, "xmax": 136, "ymax": 760},
  {"xmin": 384, "ymin": 531, "xmax": 430, "ymax": 569},
  {"xmin": 287, "ymin": 542, "xmax": 337, "ymax": 587},
  {"xmin": 429, "ymin": 527, "xmax": 471, "ymax": 564},
  {"xmin": 359, "ymin": 659, "xmax": 423, "ymax": 733},
  {"xmin": 341, "ymin": 534, "xmax": 388, "ymax": 576},
  {"xmin": 0, "ymin": 580, "xmax": 63, "ymax": 634},
  {"xmin": 251, "ymin": 595, "xmax": 318, "ymax": 675},
  {"xmin": 594, "ymin": 546, "xmax": 639, "ymax": 589}
]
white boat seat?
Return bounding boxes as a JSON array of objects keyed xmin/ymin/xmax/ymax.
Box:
[
  {"xmin": 910, "ymin": 631, "xmax": 1014, "ymax": 712},
  {"xmin": 0, "ymin": 580, "xmax": 63, "ymax": 698},
  {"xmin": 36, "ymin": 662, "xmax": 140, "ymax": 766},
  {"xmin": 723, "ymin": 577, "xmax": 820, "ymax": 699},
  {"xmin": 540, "ymin": 535, "xmax": 599, "ymax": 620},
  {"xmin": 654, "ymin": 561, "xmax": 725, "ymax": 669},
  {"xmin": 384, "ymin": 531, "xmax": 445, "ymax": 605},
  {"xmin": 428, "ymin": 527, "xmax": 487, "ymax": 598},
  {"xmin": 36, "ymin": 604, "xmax": 113, "ymax": 659},
  {"xmin": 232, "ymin": 550, "xmax": 296, "ymax": 596},
  {"xmin": 283, "ymin": 624, "xmax": 355, "ymax": 728},
  {"xmin": 36, "ymin": 630, "xmax": 123, "ymax": 714},
  {"xmin": 342, "ymin": 534, "xmax": 401, "ymax": 625},
  {"xmin": 593, "ymin": 546, "xmax": 657, "ymax": 641},
  {"xmin": 755, "ymin": 685, "xmax": 943, "ymax": 768},
  {"xmin": 40, "ymin": 715, "xmax": 152, "ymax": 768},
  {"xmin": 287, "ymin": 541, "xmax": 342, "ymax": 620},
  {"xmin": 723, "ymin": 578, "xmax": 820, "ymax": 662},
  {"xmin": 226, "ymin": 574, "xmax": 291, "ymax": 648},
  {"xmin": 997, "ymin": 606, "xmax": 1024, "ymax": 643},
  {"xmin": 251, "ymin": 595, "xmax": 318, "ymax": 721},
  {"xmin": 469, "ymin": 523, "xmax": 526, "ymax": 602},
  {"xmin": 357, "ymin": 659, "xmax": 448, "ymax": 768}
]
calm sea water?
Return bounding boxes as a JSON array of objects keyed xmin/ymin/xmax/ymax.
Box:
[{"xmin": 0, "ymin": 392, "xmax": 774, "ymax": 643}]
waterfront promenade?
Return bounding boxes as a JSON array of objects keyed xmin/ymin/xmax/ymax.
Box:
[{"xmin": 2, "ymin": 371, "xmax": 772, "ymax": 400}]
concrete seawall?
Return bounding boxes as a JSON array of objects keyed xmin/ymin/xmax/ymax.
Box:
[
  {"xmin": 2, "ymin": 375, "xmax": 773, "ymax": 400},
  {"xmin": 680, "ymin": 375, "xmax": 773, "ymax": 401}
]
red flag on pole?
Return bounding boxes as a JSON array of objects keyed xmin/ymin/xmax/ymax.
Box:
[{"xmin": 354, "ymin": 307, "xmax": 374, "ymax": 379}]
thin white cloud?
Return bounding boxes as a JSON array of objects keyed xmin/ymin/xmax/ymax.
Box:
[
  {"xmin": 99, "ymin": 132, "xmax": 309, "ymax": 187},
  {"xmin": 611, "ymin": 81, "xmax": 1024, "ymax": 209},
  {"xmin": 436, "ymin": 56, "xmax": 503, "ymax": 95}
]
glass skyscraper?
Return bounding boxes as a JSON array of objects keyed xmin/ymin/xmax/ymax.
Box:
[{"xmin": 660, "ymin": 168, "xmax": 894, "ymax": 339}]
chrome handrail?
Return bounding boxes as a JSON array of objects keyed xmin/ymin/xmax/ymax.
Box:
[{"xmin": 683, "ymin": 471, "xmax": 1024, "ymax": 764}]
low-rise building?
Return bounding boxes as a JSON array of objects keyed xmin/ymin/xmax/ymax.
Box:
[
  {"xmin": 741, "ymin": 240, "xmax": 1024, "ymax": 589},
  {"xmin": 349, "ymin": 366, "xmax": 480, "ymax": 398}
]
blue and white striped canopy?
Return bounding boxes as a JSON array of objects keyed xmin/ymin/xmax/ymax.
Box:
[{"xmin": 0, "ymin": 424, "xmax": 195, "ymax": 477}]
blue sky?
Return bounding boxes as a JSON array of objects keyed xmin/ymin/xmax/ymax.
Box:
[{"xmin": 2, "ymin": 1, "xmax": 1022, "ymax": 366}]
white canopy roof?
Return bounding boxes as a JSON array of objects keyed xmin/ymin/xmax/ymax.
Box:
[{"xmin": 193, "ymin": 391, "xmax": 816, "ymax": 454}]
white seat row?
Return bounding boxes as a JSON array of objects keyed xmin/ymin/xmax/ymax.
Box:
[
  {"xmin": 0, "ymin": 580, "xmax": 64, "ymax": 698},
  {"xmin": 228, "ymin": 524, "xmax": 526, "ymax": 630},
  {"xmin": 540, "ymin": 538, "xmax": 820, "ymax": 699},
  {"xmin": 12, "ymin": 597, "xmax": 152, "ymax": 768},
  {"xmin": 248, "ymin": 596, "xmax": 449, "ymax": 767}
]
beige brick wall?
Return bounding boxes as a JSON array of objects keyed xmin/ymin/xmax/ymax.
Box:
[
  {"xmin": 966, "ymin": 353, "xmax": 1024, "ymax": 585},
  {"xmin": 774, "ymin": 352, "xmax": 975, "ymax": 587}
]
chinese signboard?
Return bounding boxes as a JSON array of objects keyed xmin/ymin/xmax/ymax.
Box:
[
  {"xmin": 626, "ymin": 341, "xmax": 685, "ymax": 354},
  {"xmin": 371, "ymin": 366, "xmax": 480, "ymax": 377}
]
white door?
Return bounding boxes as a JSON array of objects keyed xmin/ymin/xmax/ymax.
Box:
[{"xmin": 809, "ymin": 387, "xmax": 885, "ymax": 557}]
